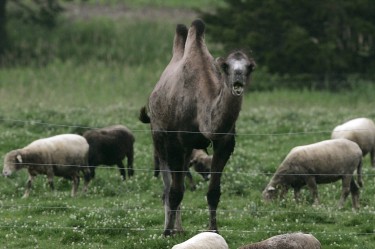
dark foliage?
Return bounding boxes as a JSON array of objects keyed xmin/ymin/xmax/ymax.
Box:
[{"xmin": 201, "ymin": 0, "xmax": 375, "ymax": 86}]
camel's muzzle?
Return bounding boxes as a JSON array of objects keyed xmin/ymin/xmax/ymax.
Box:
[{"xmin": 232, "ymin": 81, "xmax": 244, "ymax": 96}]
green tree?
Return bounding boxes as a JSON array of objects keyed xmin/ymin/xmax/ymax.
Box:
[
  {"xmin": 0, "ymin": 0, "xmax": 7, "ymax": 57},
  {"xmin": 0, "ymin": 0, "xmax": 63, "ymax": 64},
  {"xmin": 202, "ymin": 0, "xmax": 375, "ymax": 77}
]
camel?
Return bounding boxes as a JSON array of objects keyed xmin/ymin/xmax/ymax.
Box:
[{"xmin": 139, "ymin": 19, "xmax": 255, "ymax": 236}]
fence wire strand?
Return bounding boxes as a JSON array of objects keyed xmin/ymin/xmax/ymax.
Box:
[{"xmin": 1, "ymin": 117, "xmax": 375, "ymax": 238}]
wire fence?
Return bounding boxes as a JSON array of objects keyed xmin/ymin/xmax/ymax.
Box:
[
  {"xmin": 2, "ymin": 117, "xmax": 370, "ymax": 137},
  {"xmin": 0, "ymin": 224, "xmax": 372, "ymax": 237},
  {"xmin": 0, "ymin": 117, "xmax": 374, "ymax": 239}
]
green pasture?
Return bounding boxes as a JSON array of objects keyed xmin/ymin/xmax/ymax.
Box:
[{"xmin": 0, "ymin": 1, "xmax": 375, "ymax": 248}]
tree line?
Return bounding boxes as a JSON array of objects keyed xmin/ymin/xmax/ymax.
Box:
[
  {"xmin": 201, "ymin": 0, "xmax": 375, "ymax": 79},
  {"xmin": 1, "ymin": 0, "xmax": 374, "ymax": 89}
]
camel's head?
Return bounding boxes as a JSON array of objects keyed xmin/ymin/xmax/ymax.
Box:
[{"xmin": 217, "ymin": 51, "xmax": 256, "ymax": 96}]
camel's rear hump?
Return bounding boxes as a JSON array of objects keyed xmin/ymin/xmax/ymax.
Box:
[{"xmin": 184, "ymin": 19, "xmax": 208, "ymax": 56}]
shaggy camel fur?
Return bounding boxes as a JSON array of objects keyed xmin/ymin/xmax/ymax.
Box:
[{"xmin": 140, "ymin": 19, "xmax": 255, "ymax": 235}]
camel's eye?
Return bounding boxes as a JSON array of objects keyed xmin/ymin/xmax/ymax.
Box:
[{"xmin": 221, "ymin": 62, "xmax": 229, "ymax": 74}]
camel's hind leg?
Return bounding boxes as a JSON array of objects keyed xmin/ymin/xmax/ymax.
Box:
[{"xmin": 163, "ymin": 148, "xmax": 187, "ymax": 236}]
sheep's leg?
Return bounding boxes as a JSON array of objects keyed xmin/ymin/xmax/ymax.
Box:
[
  {"xmin": 294, "ymin": 188, "xmax": 301, "ymax": 202},
  {"xmin": 371, "ymin": 149, "xmax": 375, "ymax": 168},
  {"xmin": 89, "ymin": 167, "xmax": 96, "ymax": 179},
  {"xmin": 185, "ymin": 170, "xmax": 196, "ymax": 191},
  {"xmin": 127, "ymin": 147, "xmax": 134, "ymax": 177},
  {"xmin": 279, "ymin": 185, "xmax": 289, "ymax": 200},
  {"xmin": 82, "ymin": 170, "xmax": 91, "ymax": 193},
  {"xmin": 71, "ymin": 175, "xmax": 80, "ymax": 197},
  {"xmin": 350, "ymin": 177, "xmax": 360, "ymax": 209},
  {"xmin": 117, "ymin": 161, "xmax": 126, "ymax": 181},
  {"xmin": 208, "ymin": 137, "xmax": 235, "ymax": 233},
  {"xmin": 23, "ymin": 174, "xmax": 35, "ymax": 198},
  {"xmin": 47, "ymin": 173, "xmax": 54, "ymax": 191},
  {"xmin": 306, "ymin": 177, "xmax": 319, "ymax": 205},
  {"xmin": 338, "ymin": 175, "xmax": 352, "ymax": 209}
]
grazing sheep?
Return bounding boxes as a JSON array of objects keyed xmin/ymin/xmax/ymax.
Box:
[
  {"xmin": 238, "ymin": 232, "xmax": 321, "ymax": 249},
  {"xmin": 82, "ymin": 125, "xmax": 135, "ymax": 180},
  {"xmin": 262, "ymin": 139, "xmax": 363, "ymax": 209},
  {"xmin": 172, "ymin": 232, "xmax": 229, "ymax": 249},
  {"xmin": 331, "ymin": 117, "xmax": 375, "ymax": 168},
  {"xmin": 187, "ymin": 149, "xmax": 212, "ymax": 189},
  {"xmin": 139, "ymin": 19, "xmax": 255, "ymax": 235},
  {"xmin": 2, "ymin": 134, "xmax": 91, "ymax": 198},
  {"xmin": 154, "ymin": 149, "xmax": 212, "ymax": 191}
]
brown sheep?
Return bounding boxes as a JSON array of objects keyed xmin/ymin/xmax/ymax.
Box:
[
  {"xmin": 154, "ymin": 149, "xmax": 212, "ymax": 191},
  {"xmin": 139, "ymin": 19, "xmax": 255, "ymax": 235},
  {"xmin": 82, "ymin": 125, "xmax": 135, "ymax": 180},
  {"xmin": 187, "ymin": 149, "xmax": 212, "ymax": 189}
]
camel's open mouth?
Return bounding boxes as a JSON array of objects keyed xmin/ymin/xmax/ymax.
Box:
[{"xmin": 232, "ymin": 82, "xmax": 244, "ymax": 96}]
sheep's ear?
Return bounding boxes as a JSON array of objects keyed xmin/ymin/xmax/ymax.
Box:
[
  {"xmin": 267, "ymin": 186, "xmax": 276, "ymax": 192},
  {"xmin": 16, "ymin": 154, "xmax": 23, "ymax": 163}
]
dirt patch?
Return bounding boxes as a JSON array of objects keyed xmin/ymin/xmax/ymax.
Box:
[{"xmin": 63, "ymin": 3, "xmax": 199, "ymax": 22}]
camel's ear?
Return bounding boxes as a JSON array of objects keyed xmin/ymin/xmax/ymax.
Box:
[
  {"xmin": 16, "ymin": 154, "xmax": 23, "ymax": 163},
  {"xmin": 247, "ymin": 61, "xmax": 256, "ymax": 73},
  {"xmin": 216, "ymin": 57, "xmax": 228, "ymax": 74}
]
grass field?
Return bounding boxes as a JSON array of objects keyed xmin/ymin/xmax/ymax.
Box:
[{"xmin": 1, "ymin": 1, "xmax": 375, "ymax": 249}]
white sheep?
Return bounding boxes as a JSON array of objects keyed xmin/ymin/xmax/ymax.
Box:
[
  {"xmin": 262, "ymin": 139, "xmax": 363, "ymax": 209},
  {"xmin": 238, "ymin": 232, "xmax": 321, "ymax": 249},
  {"xmin": 331, "ymin": 117, "xmax": 375, "ymax": 168},
  {"xmin": 171, "ymin": 232, "xmax": 229, "ymax": 249},
  {"xmin": 3, "ymin": 134, "xmax": 91, "ymax": 198}
]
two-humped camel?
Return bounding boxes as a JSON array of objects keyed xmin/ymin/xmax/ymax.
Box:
[{"xmin": 140, "ymin": 19, "xmax": 255, "ymax": 235}]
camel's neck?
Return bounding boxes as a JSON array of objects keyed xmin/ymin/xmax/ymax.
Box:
[{"xmin": 205, "ymin": 83, "xmax": 243, "ymax": 139}]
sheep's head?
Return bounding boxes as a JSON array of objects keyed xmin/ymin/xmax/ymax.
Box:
[
  {"xmin": 217, "ymin": 51, "xmax": 256, "ymax": 96},
  {"xmin": 190, "ymin": 156, "xmax": 212, "ymax": 181},
  {"xmin": 262, "ymin": 185, "xmax": 278, "ymax": 202},
  {"xmin": 3, "ymin": 150, "xmax": 23, "ymax": 177}
]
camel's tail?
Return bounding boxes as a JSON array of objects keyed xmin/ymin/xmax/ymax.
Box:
[{"xmin": 139, "ymin": 106, "xmax": 150, "ymax": 124}]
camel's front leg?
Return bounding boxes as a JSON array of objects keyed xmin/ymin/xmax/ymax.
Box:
[{"xmin": 207, "ymin": 136, "xmax": 235, "ymax": 232}]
